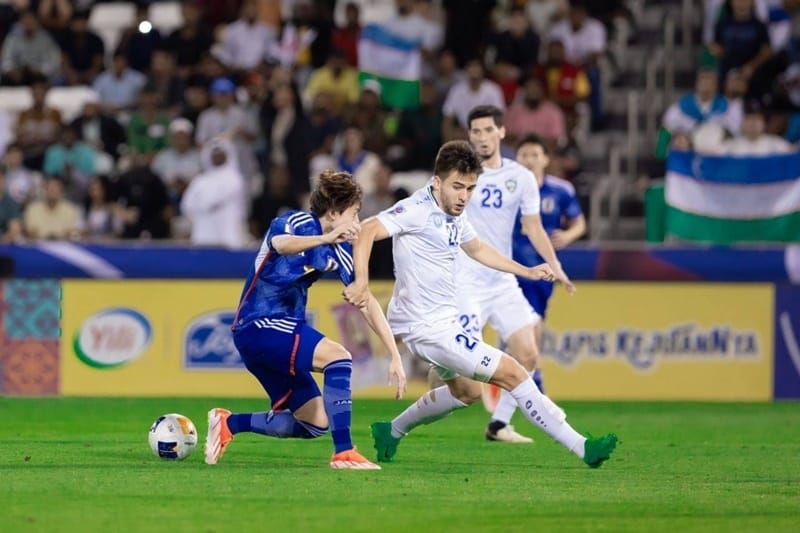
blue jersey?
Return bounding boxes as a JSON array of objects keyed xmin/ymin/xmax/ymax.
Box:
[
  {"xmin": 233, "ymin": 210, "xmax": 354, "ymax": 329},
  {"xmin": 512, "ymin": 175, "xmax": 582, "ymax": 278}
]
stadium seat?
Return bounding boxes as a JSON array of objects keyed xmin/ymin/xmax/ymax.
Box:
[
  {"xmin": 149, "ymin": 2, "xmax": 183, "ymax": 34},
  {"xmin": 89, "ymin": 2, "xmax": 136, "ymax": 55},
  {"xmin": 46, "ymin": 86, "xmax": 98, "ymax": 123}
]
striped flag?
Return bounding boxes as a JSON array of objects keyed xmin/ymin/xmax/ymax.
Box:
[
  {"xmin": 665, "ymin": 150, "xmax": 800, "ymax": 244},
  {"xmin": 357, "ymin": 23, "xmax": 421, "ymax": 109}
]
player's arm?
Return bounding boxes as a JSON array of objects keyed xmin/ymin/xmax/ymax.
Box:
[
  {"xmin": 551, "ymin": 214, "xmax": 587, "ymax": 249},
  {"xmin": 521, "ymin": 214, "xmax": 576, "ymax": 294},
  {"xmin": 343, "ymin": 216, "xmax": 390, "ymax": 307},
  {"xmin": 271, "ymin": 219, "xmax": 360, "ymax": 255},
  {"xmin": 461, "ymin": 237, "xmax": 555, "ymax": 282},
  {"xmin": 355, "ymin": 292, "xmax": 407, "ymax": 399}
]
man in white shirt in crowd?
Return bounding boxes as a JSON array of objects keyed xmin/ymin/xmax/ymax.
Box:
[
  {"xmin": 214, "ymin": 0, "xmax": 276, "ymax": 72},
  {"xmin": 722, "ymin": 102, "xmax": 795, "ymax": 155},
  {"xmin": 442, "ymin": 58, "xmax": 505, "ymax": 140},
  {"xmin": 181, "ymin": 138, "xmax": 247, "ymax": 248}
]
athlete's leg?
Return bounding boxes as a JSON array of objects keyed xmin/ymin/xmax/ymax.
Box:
[{"xmin": 489, "ymin": 352, "xmax": 617, "ymax": 468}]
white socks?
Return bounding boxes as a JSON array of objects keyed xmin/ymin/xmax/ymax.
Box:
[
  {"xmin": 391, "ymin": 385, "xmax": 468, "ymax": 439},
  {"xmin": 509, "ymin": 379, "xmax": 586, "ymax": 458}
]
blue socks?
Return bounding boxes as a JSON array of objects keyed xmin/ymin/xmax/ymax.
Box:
[
  {"xmin": 323, "ymin": 359, "xmax": 354, "ymax": 453},
  {"xmin": 227, "ymin": 411, "xmax": 327, "ymax": 439}
]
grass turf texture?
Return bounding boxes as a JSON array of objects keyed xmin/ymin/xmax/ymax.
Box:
[{"xmin": 1, "ymin": 398, "xmax": 799, "ymax": 532}]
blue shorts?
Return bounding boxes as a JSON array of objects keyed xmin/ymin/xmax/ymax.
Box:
[
  {"xmin": 233, "ymin": 319, "xmax": 324, "ymax": 412},
  {"xmin": 520, "ymin": 280, "xmax": 555, "ymax": 319}
]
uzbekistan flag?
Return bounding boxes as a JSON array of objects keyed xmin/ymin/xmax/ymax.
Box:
[{"xmin": 357, "ymin": 23, "xmax": 421, "ymax": 109}]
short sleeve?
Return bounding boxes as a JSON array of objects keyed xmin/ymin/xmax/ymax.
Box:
[
  {"xmin": 562, "ymin": 188, "xmax": 583, "ymax": 220},
  {"xmin": 460, "ymin": 213, "xmax": 478, "ymax": 244},
  {"xmin": 519, "ymin": 169, "xmax": 541, "ymax": 216},
  {"xmin": 267, "ymin": 211, "xmax": 319, "ymax": 252},
  {"xmin": 375, "ymin": 199, "xmax": 426, "ymax": 237}
]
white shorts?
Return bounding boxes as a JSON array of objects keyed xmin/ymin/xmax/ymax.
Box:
[
  {"xmin": 401, "ymin": 318, "xmax": 504, "ymax": 383},
  {"xmin": 456, "ymin": 275, "xmax": 540, "ymax": 342}
]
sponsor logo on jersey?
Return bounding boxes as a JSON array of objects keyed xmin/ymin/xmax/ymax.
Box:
[
  {"xmin": 184, "ymin": 311, "xmax": 243, "ymax": 369},
  {"xmin": 73, "ymin": 308, "xmax": 152, "ymax": 368}
]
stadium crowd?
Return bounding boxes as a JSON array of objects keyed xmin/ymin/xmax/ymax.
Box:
[{"xmin": 0, "ymin": 0, "xmax": 798, "ymax": 248}]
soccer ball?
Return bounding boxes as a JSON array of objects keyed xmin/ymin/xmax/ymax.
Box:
[{"xmin": 148, "ymin": 413, "xmax": 198, "ymax": 460}]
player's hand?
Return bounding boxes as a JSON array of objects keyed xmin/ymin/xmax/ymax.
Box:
[
  {"xmin": 527, "ymin": 264, "xmax": 555, "ymax": 281},
  {"xmin": 550, "ymin": 230, "xmax": 572, "ymax": 250},
  {"xmin": 343, "ymin": 280, "xmax": 370, "ymax": 309},
  {"xmin": 553, "ymin": 265, "xmax": 577, "ymax": 295},
  {"xmin": 324, "ymin": 220, "xmax": 361, "ymax": 244},
  {"xmin": 388, "ymin": 357, "xmax": 407, "ymax": 400}
]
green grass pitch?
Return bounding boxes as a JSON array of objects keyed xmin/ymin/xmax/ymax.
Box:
[{"xmin": 1, "ymin": 398, "xmax": 799, "ymax": 532}]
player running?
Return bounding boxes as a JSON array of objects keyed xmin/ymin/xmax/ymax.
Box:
[
  {"xmin": 345, "ymin": 141, "xmax": 617, "ymax": 468},
  {"xmin": 513, "ymin": 134, "xmax": 586, "ymax": 349},
  {"xmin": 205, "ymin": 169, "xmax": 407, "ymax": 470},
  {"xmin": 457, "ymin": 105, "xmax": 575, "ymax": 444}
]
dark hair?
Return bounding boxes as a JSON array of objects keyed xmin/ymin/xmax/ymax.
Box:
[
  {"xmin": 309, "ymin": 169, "xmax": 363, "ymax": 216},
  {"xmin": 517, "ymin": 134, "xmax": 549, "ymax": 154},
  {"xmin": 467, "ymin": 105, "xmax": 504, "ymax": 129},
  {"xmin": 433, "ymin": 141, "xmax": 482, "ymax": 179}
]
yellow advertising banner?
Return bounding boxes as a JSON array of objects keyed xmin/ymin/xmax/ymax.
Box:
[
  {"xmin": 59, "ymin": 280, "xmax": 405, "ymax": 398},
  {"xmin": 60, "ymin": 281, "xmax": 774, "ymax": 400},
  {"xmin": 535, "ymin": 283, "xmax": 774, "ymax": 401}
]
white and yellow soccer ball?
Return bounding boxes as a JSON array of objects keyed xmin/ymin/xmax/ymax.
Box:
[{"xmin": 148, "ymin": 413, "xmax": 198, "ymax": 460}]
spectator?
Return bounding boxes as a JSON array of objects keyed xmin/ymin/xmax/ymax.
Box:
[
  {"xmin": 489, "ymin": 7, "xmax": 540, "ymax": 73},
  {"xmin": 37, "ymin": 0, "xmax": 73, "ymax": 47},
  {"xmin": 165, "ymin": 0, "xmax": 215, "ymax": 77},
  {"xmin": 723, "ymin": 68, "xmax": 747, "ymax": 133},
  {"xmin": 505, "ymin": 76, "xmax": 566, "ymax": 148},
  {"xmin": 360, "ymin": 160, "xmax": 404, "ymax": 218},
  {"xmin": 442, "ymin": 0, "xmax": 495, "ymax": 66},
  {"xmin": 661, "ymin": 69, "xmax": 741, "ymax": 139},
  {"xmin": 214, "ymin": 0, "xmax": 275, "ymax": 73},
  {"xmin": 92, "ymin": 52, "xmax": 147, "ymax": 112},
  {"xmin": 23, "ymin": 176, "xmax": 81, "ymax": 240},
  {"xmin": 261, "ymin": 81, "xmax": 312, "ymax": 200},
  {"xmin": 3, "ymin": 144, "xmax": 40, "ymax": 206},
  {"xmin": 148, "ymin": 48, "xmax": 185, "ymax": 112},
  {"xmin": 42, "ymin": 125, "xmax": 95, "ymax": 199},
  {"xmin": 526, "ymin": 0, "xmax": 568, "ymax": 36},
  {"xmin": 181, "ymin": 138, "xmax": 247, "ymax": 248},
  {"xmin": 534, "ymin": 39, "xmax": 590, "ymax": 117},
  {"xmin": 348, "ymin": 81, "xmax": 391, "ymax": 154},
  {"xmin": 61, "ymin": 9, "xmax": 105, "ymax": 85},
  {"xmin": 303, "ymin": 48, "xmax": 360, "ymax": 116},
  {"xmin": 115, "ymin": 155, "xmax": 171, "ymax": 239},
  {"xmin": 549, "ymin": 2, "xmax": 607, "ymax": 127},
  {"xmin": 336, "ymin": 126, "xmax": 381, "ymax": 195},
  {"xmin": 83, "ymin": 175, "xmax": 119, "ymax": 240},
  {"xmin": 433, "ymin": 49, "xmax": 463, "ymax": 106},
  {"xmin": 0, "ymin": 167, "xmax": 22, "ymax": 243},
  {"xmin": 442, "ymin": 58, "xmax": 505, "ymax": 139},
  {"xmin": 249, "ymin": 164, "xmax": 300, "ymax": 238},
  {"xmin": 331, "ymin": 2, "xmax": 361, "ymax": 67},
  {"xmin": 0, "ymin": 9, "xmax": 61, "ymax": 85},
  {"xmin": 394, "ymin": 79, "xmax": 443, "ymax": 170},
  {"xmin": 16, "ymin": 76, "xmax": 61, "ymax": 171},
  {"xmin": 196, "ymin": 77, "xmax": 259, "ymax": 180},
  {"xmin": 307, "ymin": 92, "xmax": 342, "ymax": 161},
  {"xmin": 127, "ymin": 84, "xmax": 170, "ymax": 157},
  {"xmin": 70, "ymin": 94, "xmax": 126, "ymax": 161},
  {"xmin": 773, "ymin": 63, "xmax": 800, "ymax": 143},
  {"xmin": 711, "ymin": 0, "xmax": 771, "ymax": 97},
  {"xmin": 180, "ymin": 74, "xmax": 212, "ymax": 126},
  {"xmin": 116, "ymin": 3, "xmax": 163, "ymax": 73},
  {"xmin": 722, "ymin": 102, "xmax": 794, "ymax": 154},
  {"xmin": 151, "ymin": 118, "xmax": 203, "ymax": 206}
]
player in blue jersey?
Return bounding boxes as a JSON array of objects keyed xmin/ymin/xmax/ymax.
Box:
[
  {"xmin": 514, "ymin": 134, "xmax": 586, "ymax": 348},
  {"xmin": 205, "ymin": 169, "xmax": 407, "ymax": 470}
]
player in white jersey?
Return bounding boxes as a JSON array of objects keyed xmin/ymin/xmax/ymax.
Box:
[
  {"xmin": 344, "ymin": 141, "xmax": 618, "ymax": 468},
  {"xmin": 453, "ymin": 105, "xmax": 575, "ymax": 444}
]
